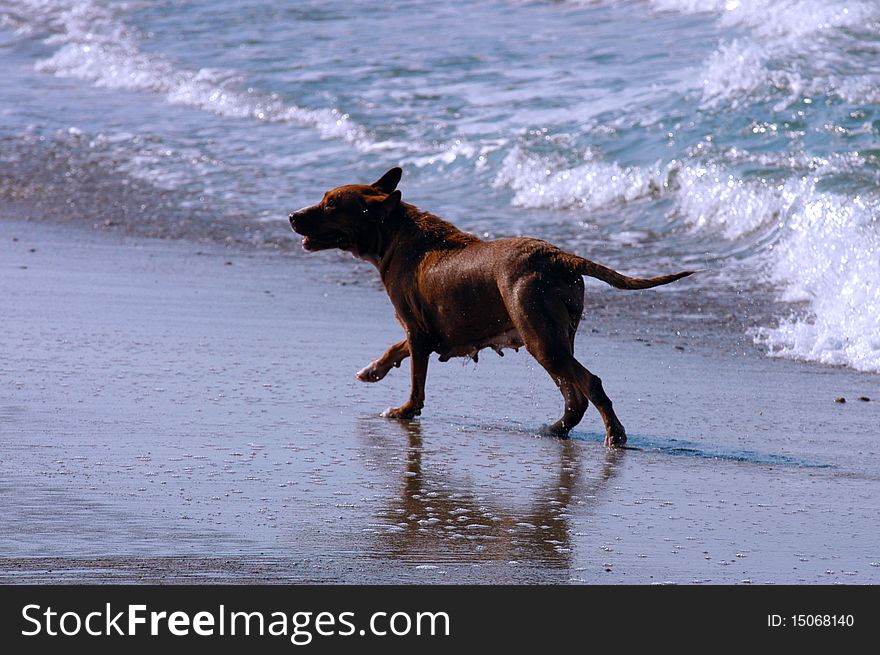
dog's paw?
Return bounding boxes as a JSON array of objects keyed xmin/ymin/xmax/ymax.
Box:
[
  {"xmin": 381, "ymin": 405, "xmax": 419, "ymax": 420},
  {"xmin": 356, "ymin": 363, "xmax": 384, "ymax": 383},
  {"xmin": 538, "ymin": 423, "xmax": 571, "ymax": 439},
  {"xmin": 604, "ymin": 427, "xmax": 627, "ymax": 448}
]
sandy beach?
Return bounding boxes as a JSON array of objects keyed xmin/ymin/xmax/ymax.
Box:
[{"xmin": 1, "ymin": 217, "xmax": 878, "ymax": 584}]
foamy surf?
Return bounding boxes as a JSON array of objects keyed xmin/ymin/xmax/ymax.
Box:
[
  {"xmin": 481, "ymin": 0, "xmax": 880, "ymax": 374},
  {"xmin": 493, "ymin": 146, "xmax": 665, "ymax": 211},
  {"xmin": 673, "ymin": 170, "xmax": 880, "ymax": 372},
  {"xmin": 493, "ymin": 138, "xmax": 880, "ymax": 373},
  {"xmin": 2, "ymin": 0, "xmax": 492, "ymax": 165},
  {"xmin": 651, "ymin": 0, "xmax": 880, "ymax": 109},
  {"xmin": 754, "ymin": 192, "xmax": 880, "ymax": 373},
  {"xmin": 3, "ymin": 0, "xmax": 376, "ymax": 148}
]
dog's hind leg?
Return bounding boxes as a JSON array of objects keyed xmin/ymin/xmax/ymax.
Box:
[
  {"xmin": 541, "ymin": 378, "xmax": 589, "ymax": 437},
  {"xmin": 535, "ymin": 345, "xmax": 625, "ymax": 446},
  {"xmin": 541, "ymin": 326, "xmax": 589, "ymax": 437},
  {"xmin": 357, "ymin": 339, "xmax": 410, "ymax": 383},
  {"xmin": 571, "ymin": 362, "xmax": 626, "ymax": 447},
  {"xmin": 506, "ymin": 276, "xmax": 626, "ymax": 446}
]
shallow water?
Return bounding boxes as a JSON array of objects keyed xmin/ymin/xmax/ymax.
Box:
[
  {"xmin": 3, "ymin": 220, "xmax": 879, "ymax": 583},
  {"xmin": 1, "ymin": 0, "xmax": 878, "ymax": 371}
]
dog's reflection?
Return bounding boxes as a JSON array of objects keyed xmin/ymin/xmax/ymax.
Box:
[{"xmin": 359, "ymin": 418, "xmax": 623, "ymax": 567}]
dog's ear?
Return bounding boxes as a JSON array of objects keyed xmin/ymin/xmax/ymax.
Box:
[
  {"xmin": 372, "ymin": 167, "xmax": 402, "ymax": 193},
  {"xmin": 380, "ymin": 190, "xmax": 401, "ymax": 215}
]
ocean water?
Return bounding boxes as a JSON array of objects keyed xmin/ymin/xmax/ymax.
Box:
[{"xmin": 1, "ymin": 0, "xmax": 878, "ymax": 372}]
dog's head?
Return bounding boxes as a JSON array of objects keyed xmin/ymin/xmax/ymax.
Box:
[{"xmin": 289, "ymin": 167, "xmax": 403, "ymax": 259}]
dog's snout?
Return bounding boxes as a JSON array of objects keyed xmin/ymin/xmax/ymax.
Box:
[{"xmin": 289, "ymin": 208, "xmax": 308, "ymax": 231}]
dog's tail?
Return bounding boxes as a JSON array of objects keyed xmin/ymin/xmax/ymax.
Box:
[{"xmin": 559, "ymin": 252, "xmax": 694, "ymax": 290}]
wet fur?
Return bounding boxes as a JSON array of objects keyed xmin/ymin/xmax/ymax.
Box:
[{"xmin": 289, "ymin": 167, "xmax": 693, "ymax": 447}]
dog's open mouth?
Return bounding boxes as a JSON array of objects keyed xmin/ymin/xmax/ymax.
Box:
[{"xmin": 301, "ymin": 235, "xmax": 345, "ymax": 251}]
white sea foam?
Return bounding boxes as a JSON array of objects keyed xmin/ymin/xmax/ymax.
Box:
[
  {"xmin": 699, "ymin": 40, "xmax": 786, "ymax": 110},
  {"xmin": 405, "ymin": 140, "xmax": 479, "ymax": 169},
  {"xmin": 650, "ymin": 0, "xmax": 880, "ymax": 108},
  {"xmin": 644, "ymin": 0, "xmax": 880, "ymax": 371},
  {"xmin": 754, "ymin": 193, "xmax": 880, "ymax": 372},
  {"xmin": 671, "ymin": 163, "xmax": 880, "ymax": 372},
  {"xmin": 496, "ymin": 140, "xmax": 880, "ymax": 372},
  {"xmin": 714, "ymin": 0, "xmax": 874, "ymax": 39},
  {"xmin": 2, "ymin": 0, "xmax": 376, "ymax": 147},
  {"xmin": 492, "ymin": 144, "xmax": 779, "ymax": 238},
  {"xmin": 493, "ymin": 146, "xmax": 665, "ymax": 211},
  {"xmin": 671, "ymin": 163, "xmax": 794, "ymax": 240},
  {"xmin": 650, "ymin": 0, "xmax": 876, "ymax": 38},
  {"xmin": 39, "ymin": 39, "xmax": 369, "ymax": 142},
  {"xmin": 1, "ymin": 0, "xmax": 492, "ymax": 163},
  {"xmin": 699, "ymin": 37, "xmax": 880, "ymax": 111}
]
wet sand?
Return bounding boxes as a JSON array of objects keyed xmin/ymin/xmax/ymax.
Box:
[{"xmin": 2, "ymin": 218, "xmax": 879, "ymax": 584}]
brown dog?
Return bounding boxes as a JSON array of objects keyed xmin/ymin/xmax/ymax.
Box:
[{"xmin": 289, "ymin": 167, "xmax": 692, "ymax": 446}]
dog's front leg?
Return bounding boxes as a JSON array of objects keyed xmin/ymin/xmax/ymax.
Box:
[
  {"xmin": 382, "ymin": 335, "xmax": 430, "ymax": 420},
  {"xmin": 356, "ymin": 339, "xmax": 410, "ymax": 383}
]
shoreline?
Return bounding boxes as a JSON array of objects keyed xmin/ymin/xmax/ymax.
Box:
[
  {"xmin": 0, "ymin": 199, "xmax": 793, "ymax": 359},
  {"xmin": 2, "ymin": 217, "xmax": 879, "ymax": 584}
]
